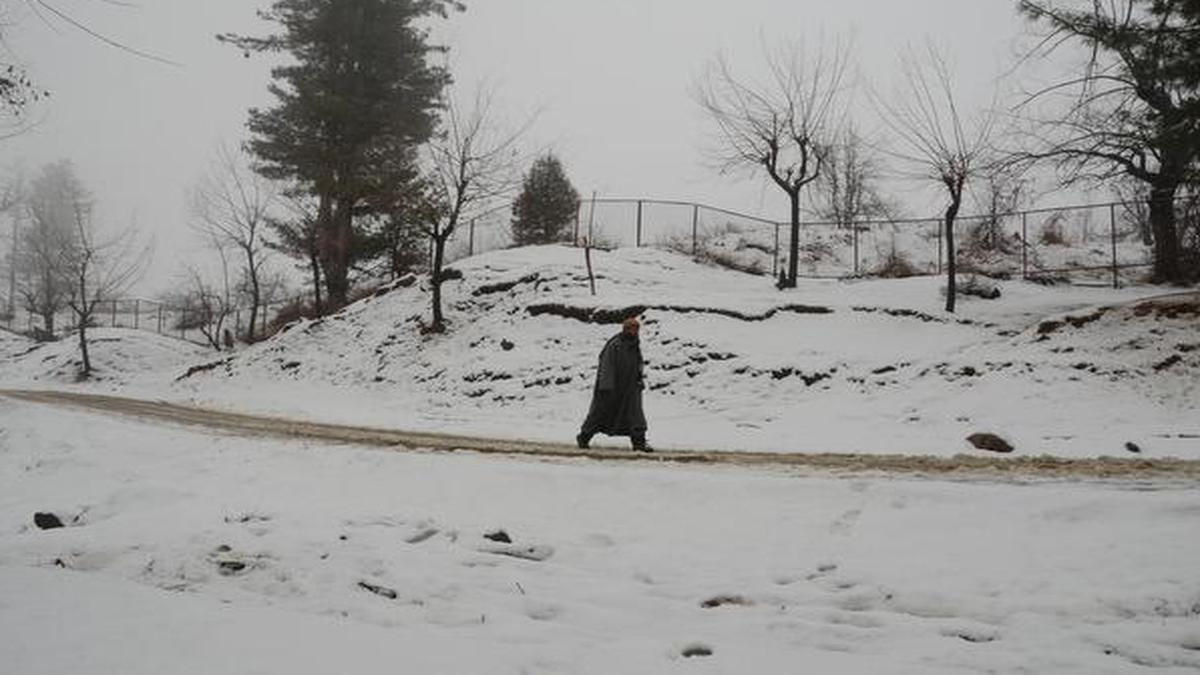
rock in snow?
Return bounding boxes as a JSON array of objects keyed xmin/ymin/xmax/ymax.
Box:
[
  {"xmin": 33, "ymin": 512, "xmax": 64, "ymax": 530},
  {"xmin": 966, "ymin": 433, "xmax": 1015, "ymax": 454}
]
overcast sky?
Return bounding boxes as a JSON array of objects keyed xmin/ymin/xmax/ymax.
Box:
[{"xmin": 3, "ymin": 0, "xmax": 1041, "ymax": 294}]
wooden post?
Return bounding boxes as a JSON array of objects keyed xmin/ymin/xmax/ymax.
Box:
[
  {"xmin": 134, "ymin": 299, "xmax": 140, "ymax": 330},
  {"xmin": 573, "ymin": 204, "xmax": 581, "ymax": 246},
  {"xmin": 157, "ymin": 305, "xmax": 163, "ymax": 334},
  {"xmin": 691, "ymin": 204, "xmax": 699, "ymax": 258},
  {"xmin": 587, "ymin": 191, "xmax": 597, "ymax": 245},
  {"xmin": 584, "ymin": 239, "xmax": 596, "ymax": 296},
  {"xmin": 111, "ymin": 299, "xmax": 118, "ymax": 327},
  {"xmin": 635, "ymin": 200, "xmax": 643, "ymax": 247},
  {"xmin": 1110, "ymin": 203, "xmax": 1119, "ymax": 289},
  {"xmin": 468, "ymin": 218, "xmax": 476, "ymax": 257}
]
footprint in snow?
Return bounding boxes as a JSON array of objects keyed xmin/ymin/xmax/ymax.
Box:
[
  {"xmin": 943, "ymin": 628, "xmax": 999, "ymax": 644},
  {"xmin": 830, "ymin": 508, "xmax": 862, "ymax": 534},
  {"xmin": 478, "ymin": 543, "xmax": 554, "ymax": 562}
]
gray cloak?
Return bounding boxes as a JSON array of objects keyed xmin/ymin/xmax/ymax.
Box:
[{"xmin": 580, "ymin": 332, "xmax": 646, "ymax": 437}]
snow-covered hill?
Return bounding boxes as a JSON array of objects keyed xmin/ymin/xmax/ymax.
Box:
[
  {"xmin": 0, "ymin": 328, "xmax": 209, "ymax": 388},
  {"xmin": 161, "ymin": 246, "xmax": 1198, "ymax": 458}
]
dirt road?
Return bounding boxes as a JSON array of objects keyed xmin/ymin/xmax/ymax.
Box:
[{"xmin": 3, "ymin": 388, "xmax": 1198, "ymax": 482}]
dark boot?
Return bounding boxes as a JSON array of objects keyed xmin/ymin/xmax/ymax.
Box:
[
  {"xmin": 576, "ymin": 432, "xmax": 591, "ymax": 449},
  {"xmin": 631, "ymin": 433, "xmax": 652, "ymax": 453}
]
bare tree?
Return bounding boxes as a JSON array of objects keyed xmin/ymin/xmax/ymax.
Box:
[
  {"xmin": 1014, "ymin": 0, "xmax": 1200, "ymax": 283},
  {"xmin": 877, "ymin": 44, "xmax": 995, "ymax": 313},
  {"xmin": 811, "ymin": 124, "xmax": 895, "ymax": 228},
  {"xmin": 18, "ymin": 159, "xmax": 79, "ymax": 336},
  {"xmin": 1, "ymin": 165, "xmax": 24, "ymax": 319},
  {"xmin": 62, "ymin": 214, "xmax": 150, "ymax": 378},
  {"xmin": 421, "ymin": 87, "xmax": 524, "ymax": 333},
  {"xmin": 190, "ymin": 144, "xmax": 276, "ymax": 341},
  {"xmin": 694, "ymin": 41, "xmax": 850, "ymax": 288},
  {"xmin": 176, "ymin": 250, "xmax": 236, "ymax": 352},
  {"xmin": 969, "ymin": 165, "xmax": 1028, "ymax": 253}
]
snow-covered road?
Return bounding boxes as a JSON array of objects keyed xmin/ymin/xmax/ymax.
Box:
[
  {"xmin": 2, "ymin": 397, "xmax": 1199, "ymax": 674},
  {"xmin": 5, "ymin": 388, "xmax": 1199, "ymax": 481}
]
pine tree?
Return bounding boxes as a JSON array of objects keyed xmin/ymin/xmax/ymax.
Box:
[
  {"xmin": 1019, "ymin": 0, "xmax": 1200, "ymax": 283},
  {"xmin": 220, "ymin": 0, "xmax": 456, "ymax": 307},
  {"xmin": 510, "ymin": 154, "xmax": 581, "ymax": 246}
]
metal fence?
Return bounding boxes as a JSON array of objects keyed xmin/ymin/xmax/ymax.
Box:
[
  {"xmin": 1, "ymin": 295, "xmax": 308, "ymax": 348},
  {"xmin": 4, "ymin": 195, "xmax": 1191, "ymax": 345},
  {"xmin": 449, "ymin": 196, "xmax": 1187, "ymax": 287}
]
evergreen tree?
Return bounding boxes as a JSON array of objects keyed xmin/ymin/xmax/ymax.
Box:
[
  {"xmin": 1019, "ymin": 0, "xmax": 1200, "ymax": 283},
  {"xmin": 220, "ymin": 0, "xmax": 458, "ymax": 307},
  {"xmin": 510, "ymin": 153, "xmax": 581, "ymax": 246}
]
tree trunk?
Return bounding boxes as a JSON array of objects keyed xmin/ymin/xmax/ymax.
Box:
[
  {"xmin": 78, "ymin": 311, "xmax": 91, "ymax": 376},
  {"xmin": 246, "ymin": 253, "xmax": 261, "ymax": 342},
  {"xmin": 430, "ymin": 231, "xmax": 446, "ymax": 332},
  {"xmin": 318, "ymin": 192, "xmax": 350, "ymax": 308},
  {"xmin": 7, "ymin": 214, "xmax": 16, "ymax": 317},
  {"xmin": 784, "ymin": 190, "xmax": 801, "ymax": 289},
  {"xmin": 1148, "ymin": 183, "xmax": 1182, "ymax": 284},
  {"xmin": 309, "ymin": 252, "xmax": 323, "ymax": 315},
  {"xmin": 944, "ymin": 191, "xmax": 961, "ymax": 314}
]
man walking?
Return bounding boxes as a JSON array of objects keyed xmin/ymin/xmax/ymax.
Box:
[{"xmin": 577, "ymin": 316, "xmax": 651, "ymax": 452}]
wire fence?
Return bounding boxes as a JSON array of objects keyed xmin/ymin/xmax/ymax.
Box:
[
  {"xmin": 0, "ymin": 295, "xmax": 308, "ymax": 349},
  {"xmin": 3, "ymin": 195, "xmax": 1192, "ymax": 346},
  {"xmin": 450, "ymin": 196, "xmax": 1191, "ymax": 287}
]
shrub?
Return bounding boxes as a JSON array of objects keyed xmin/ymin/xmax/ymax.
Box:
[
  {"xmin": 1039, "ymin": 216, "xmax": 1068, "ymax": 246},
  {"xmin": 875, "ymin": 248, "xmax": 921, "ymax": 278}
]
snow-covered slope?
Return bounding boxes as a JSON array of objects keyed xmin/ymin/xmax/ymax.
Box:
[
  {"xmin": 0, "ymin": 328, "xmax": 209, "ymax": 388},
  {"xmin": 167, "ymin": 246, "xmax": 1197, "ymax": 458}
]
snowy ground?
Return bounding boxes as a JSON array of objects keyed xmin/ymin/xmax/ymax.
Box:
[
  {"xmin": 2, "ymin": 399, "xmax": 1199, "ymax": 674},
  {"xmin": 0, "ymin": 328, "xmax": 208, "ymax": 389},
  {"xmin": 1, "ymin": 247, "xmax": 1196, "ymax": 459},
  {"xmin": 168, "ymin": 247, "xmax": 1196, "ymax": 459}
]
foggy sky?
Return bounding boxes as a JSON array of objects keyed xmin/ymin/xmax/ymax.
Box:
[{"xmin": 4, "ymin": 0, "xmax": 1038, "ymax": 294}]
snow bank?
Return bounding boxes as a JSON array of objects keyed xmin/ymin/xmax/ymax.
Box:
[{"xmin": 168, "ymin": 246, "xmax": 1197, "ymax": 459}]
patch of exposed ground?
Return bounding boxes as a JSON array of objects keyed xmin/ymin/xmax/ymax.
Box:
[{"xmin": 526, "ymin": 303, "xmax": 833, "ymax": 324}]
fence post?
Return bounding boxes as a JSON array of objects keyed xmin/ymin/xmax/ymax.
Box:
[
  {"xmin": 635, "ymin": 200, "xmax": 643, "ymax": 247},
  {"xmin": 691, "ymin": 204, "xmax": 699, "ymax": 258},
  {"xmin": 111, "ymin": 299, "xmax": 117, "ymax": 327},
  {"xmin": 852, "ymin": 222, "xmax": 860, "ymax": 276},
  {"xmin": 134, "ymin": 300, "xmax": 140, "ymax": 330},
  {"xmin": 468, "ymin": 218, "xmax": 476, "ymax": 257},
  {"xmin": 588, "ymin": 191, "xmax": 597, "ymax": 245},
  {"xmin": 1021, "ymin": 212, "xmax": 1028, "ymax": 280},
  {"xmin": 573, "ymin": 205, "xmax": 581, "ymax": 247},
  {"xmin": 235, "ymin": 310, "xmax": 242, "ymax": 337},
  {"xmin": 773, "ymin": 224, "xmax": 781, "ymax": 279},
  {"xmin": 936, "ymin": 219, "xmax": 943, "ymax": 275},
  {"xmin": 157, "ymin": 305, "xmax": 163, "ymax": 334},
  {"xmin": 1110, "ymin": 203, "xmax": 1119, "ymax": 289}
]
